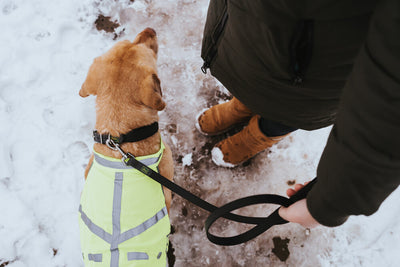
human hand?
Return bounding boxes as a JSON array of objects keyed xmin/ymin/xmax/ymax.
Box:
[{"xmin": 278, "ymin": 182, "xmax": 320, "ymax": 228}]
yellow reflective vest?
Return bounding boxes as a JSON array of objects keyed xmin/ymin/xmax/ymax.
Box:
[{"xmin": 79, "ymin": 141, "xmax": 170, "ymax": 266}]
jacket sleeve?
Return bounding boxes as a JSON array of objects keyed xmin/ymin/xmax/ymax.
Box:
[{"xmin": 306, "ymin": 0, "xmax": 400, "ymax": 227}]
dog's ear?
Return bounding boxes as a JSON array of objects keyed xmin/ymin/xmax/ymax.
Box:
[
  {"xmin": 133, "ymin": 28, "xmax": 158, "ymax": 55},
  {"xmin": 140, "ymin": 73, "xmax": 166, "ymax": 111},
  {"xmin": 79, "ymin": 60, "xmax": 100, "ymax": 97},
  {"xmin": 79, "ymin": 80, "xmax": 97, "ymax": 97}
]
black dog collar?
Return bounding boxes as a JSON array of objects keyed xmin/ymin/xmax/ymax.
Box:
[{"xmin": 93, "ymin": 122, "xmax": 159, "ymax": 145}]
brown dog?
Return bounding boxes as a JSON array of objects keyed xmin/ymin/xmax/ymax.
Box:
[
  {"xmin": 78, "ymin": 28, "xmax": 173, "ymax": 266},
  {"xmin": 79, "ymin": 28, "xmax": 173, "ymax": 209}
]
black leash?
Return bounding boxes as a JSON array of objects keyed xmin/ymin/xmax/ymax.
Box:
[{"xmin": 106, "ymin": 138, "xmax": 317, "ymax": 246}]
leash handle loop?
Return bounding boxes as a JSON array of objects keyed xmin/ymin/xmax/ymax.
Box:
[
  {"xmin": 205, "ymin": 195, "xmax": 291, "ymax": 246},
  {"xmin": 204, "ymin": 178, "xmax": 317, "ymax": 246}
]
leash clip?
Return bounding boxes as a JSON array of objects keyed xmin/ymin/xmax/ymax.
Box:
[{"xmin": 106, "ymin": 138, "xmax": 128, "ymax": 161}]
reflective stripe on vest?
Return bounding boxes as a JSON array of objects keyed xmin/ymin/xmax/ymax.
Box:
[
  {"xmin": 127, "ymin": 252, "xmax": 149, "ymax": 261},
  {"xmin": 88, "ymin": 253, "xmax": 103, "ymax": 262},
  {"xmin": 79, "ymin": 141, "xmax": 170, "ymax": 266}
]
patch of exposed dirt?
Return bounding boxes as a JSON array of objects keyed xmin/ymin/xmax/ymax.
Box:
[
  {"xmin": 287, "ymin": 180, "xmax": 296, "ymax": 186},
  {"xmin": 166, "ymin": 123, "xmax": 177, "ymax": 134},
  {"xmin": 197, "ymin": 76, "xmax": 232, "ymax": 108},
  {"xmin": 0, "ymin": 260, "xmax": 13, "ymax": 267},
  {"xmin": 95, "ymin": 14, "xmax": 124, "ymax": 40},
  {"xmin": 272, "ymin": 236, "xmax": 290, "ymax": 261}
]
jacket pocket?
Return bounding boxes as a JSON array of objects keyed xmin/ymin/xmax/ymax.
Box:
[{"xmin": 201, "ymin": 0, "xmax": 229, "ymax": 74}]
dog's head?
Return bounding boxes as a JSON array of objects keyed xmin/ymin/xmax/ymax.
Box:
[{"xmin": 79, "ymin": 28, "xmax": 165, "ymax": 111}]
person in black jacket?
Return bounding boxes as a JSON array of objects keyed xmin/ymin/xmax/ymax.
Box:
[{"xmin": 197, "ymin": 0, "xmax": 400, "ymax": 227}]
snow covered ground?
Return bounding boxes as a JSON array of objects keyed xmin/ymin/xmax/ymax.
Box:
[{"xmin": 1, "ymin": 0, "xmax": 399, "ymax": 266}]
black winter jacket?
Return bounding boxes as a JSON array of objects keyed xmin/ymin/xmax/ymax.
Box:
[{"xmin": 201, "ymin": 0, "xmax": 400, "ymax": 226}]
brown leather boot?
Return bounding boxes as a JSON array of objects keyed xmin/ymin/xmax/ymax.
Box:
[
  {"xmin": 211, "ymin": 115, "xmax": 289, "ymax": 167},
  {"xmin": 196, "ymin": 97, "xmax": 253, "ymax": 136}
]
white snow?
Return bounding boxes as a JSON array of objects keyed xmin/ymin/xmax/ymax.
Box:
[
  {"xmin": 182, "ymin": 153, "xmax": 193, "ymax": 167},
  {"xmin": 1, "ymin": 0, "xmax": 399, "ymax": 266},
  {"xmin": 194, "ymin": 108, "xmax": 210, "ymax": 136},
  {"xmin": 211, "ymin": 147, "xmax": 235, "ymax": 168}
]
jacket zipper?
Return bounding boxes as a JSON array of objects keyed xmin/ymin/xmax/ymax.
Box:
[{"xmin": 202, "ymin": 8, "xmax": 229, "ymax": 74}]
